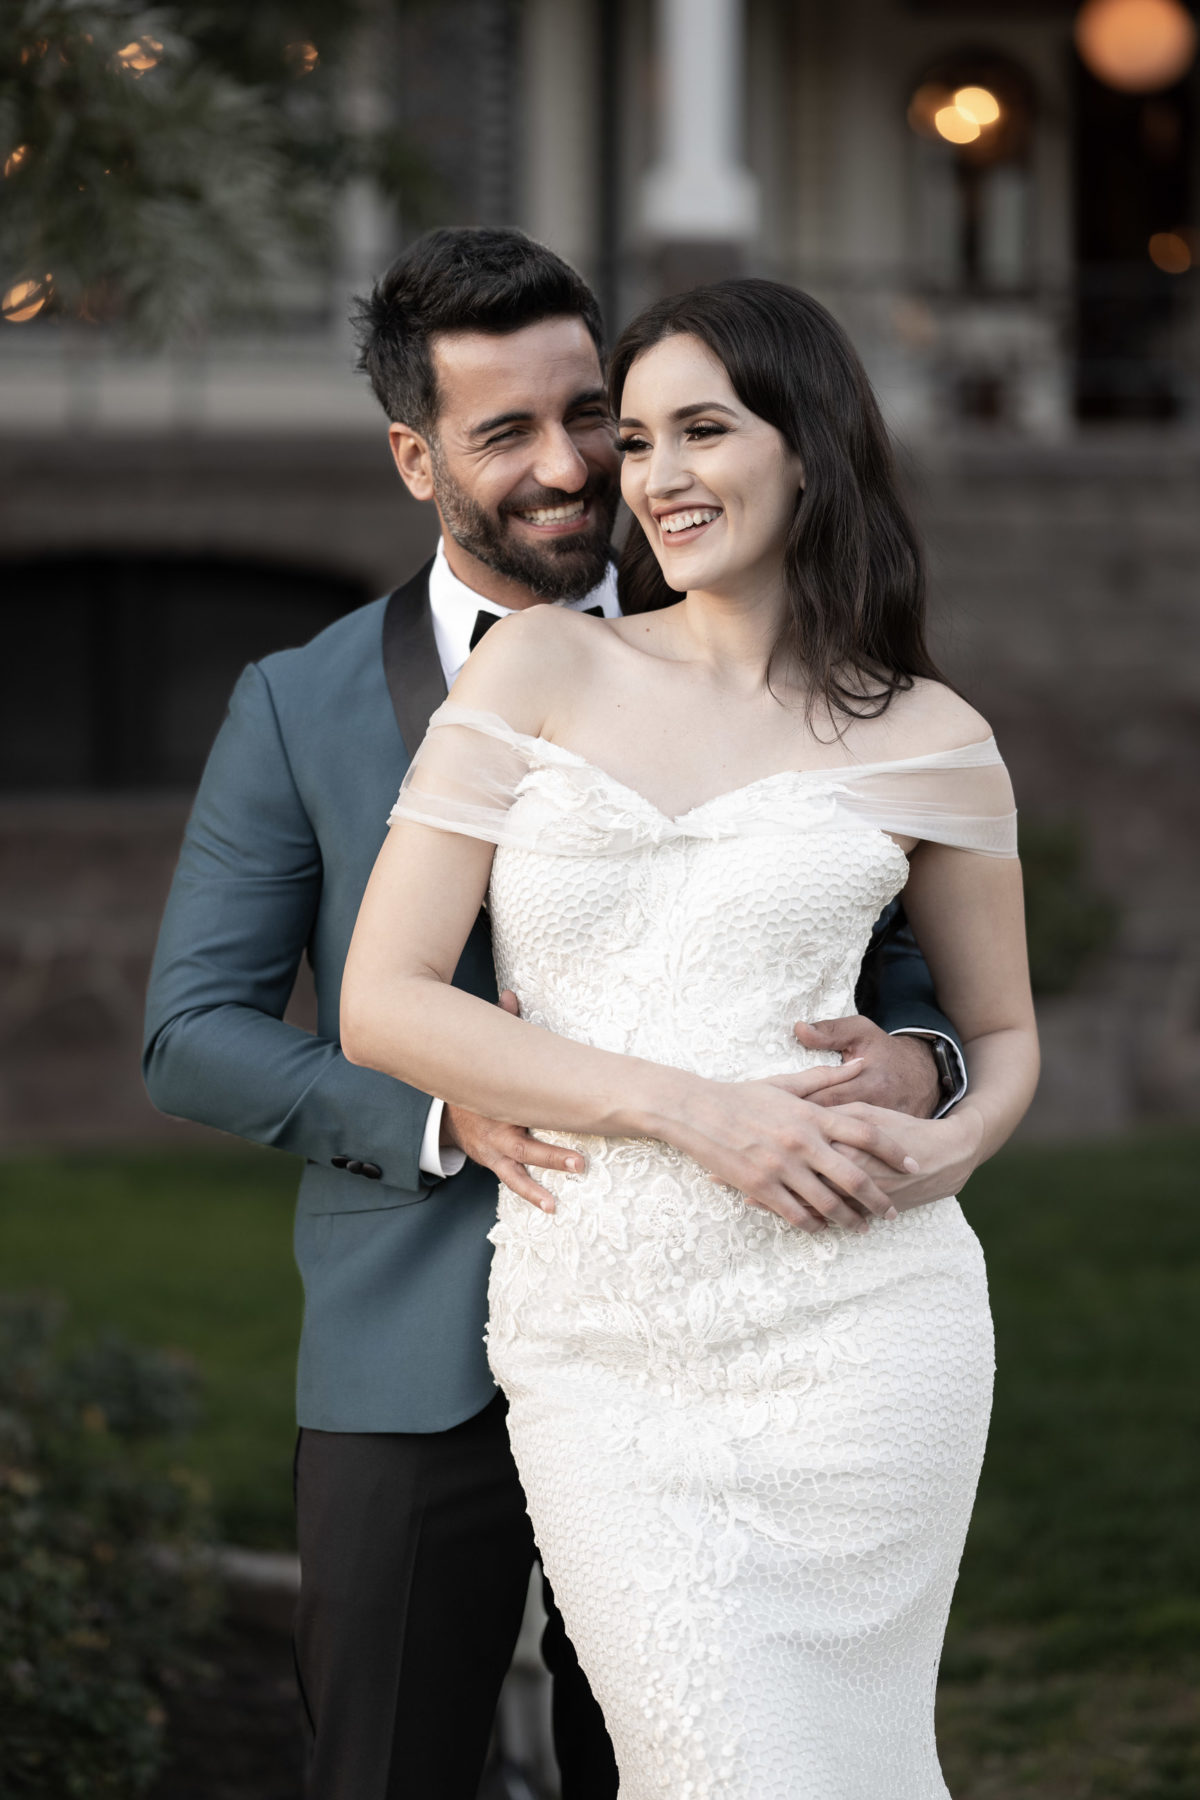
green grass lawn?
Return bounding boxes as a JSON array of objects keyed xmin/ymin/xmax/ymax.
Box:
[{"xmin": 1, "ymin": 1130, "xmax": 1198, "ymax": 1794}]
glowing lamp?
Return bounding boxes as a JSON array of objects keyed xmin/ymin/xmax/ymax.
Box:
[
  {"xmin": 1075, "ymin": 0, "xmax": 1197, "ymax": 93},
  {"xmin": 3, "ymin": 144, "xmax": 30, "ymax": 178},
  {"xmin": 285, "ymin": 41, "xmax": 319, "ymax": 75}
]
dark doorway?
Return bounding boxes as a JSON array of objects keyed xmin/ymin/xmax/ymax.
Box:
[
  {"xmin": 1073, "ymin": 51, "xmax": 1195, "ymax": 420},
  {"xmin": 1, "ymin": 557, "xmax": 369, "ymax": 791}
]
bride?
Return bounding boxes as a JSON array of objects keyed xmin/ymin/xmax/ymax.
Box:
[{"xmin": 342, "ymin": 278, "xmax": 1038, "ymax": 1799}]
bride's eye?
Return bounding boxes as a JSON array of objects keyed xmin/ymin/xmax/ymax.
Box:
[
  {"xmin": 685, "ymin": 423, "xmax": 727, "ymax": 441},
  {"xmin": 617, "ymin": 434, "xmax": 650, "ymax": 455}
]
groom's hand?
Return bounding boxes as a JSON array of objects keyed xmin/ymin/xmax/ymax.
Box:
[
  {"xmin": 793, "ymin": 1017, "xmax": 941, "ymax": 1119},
  {"xmin": 441, "ymin": 992, "xmax": 583, "ymax": 1213}
]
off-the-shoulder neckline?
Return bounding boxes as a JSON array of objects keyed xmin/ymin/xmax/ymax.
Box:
[{"xmin": 428, "ymin": 701, "xmax": 1003, "ymax": 831}]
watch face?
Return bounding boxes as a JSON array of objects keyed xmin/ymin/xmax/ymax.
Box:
[{"xmin": 932, "ymin": 1040, "xmax": 957, "ymax": 1095}]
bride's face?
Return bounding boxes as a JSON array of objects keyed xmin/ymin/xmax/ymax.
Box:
[{"xmin": 617, "ymin": 334, "xmax": 804, "ymax": 599}]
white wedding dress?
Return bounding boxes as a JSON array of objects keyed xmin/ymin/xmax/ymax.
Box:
[{"xmin": 391, "ymin": 703, "xmax": 1018, "ymax": 1800}]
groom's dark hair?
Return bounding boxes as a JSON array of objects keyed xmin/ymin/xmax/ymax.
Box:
[{"xmin": 354, "ymin": 227, "xmax": 605, "ymax": 435}]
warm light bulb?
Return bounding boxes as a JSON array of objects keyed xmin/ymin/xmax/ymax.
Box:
[
  {"xmin": 1075, "ymin": 0, "xmax": 1197, "ymax": 94},
  {"xmin": 935, "ymin": 105, "xmax": 981, "ymax": 145},
  {"xmin": 3, "ymin": 144, "xmax": 30, "ymax": 177},
  {"xmin": 2, "ymin": 277, "xmax": 51, "ymax": 323},
  {"xmin": 954, "ymin": 86, "xmax": 1001, "ymax": 127},
  {"xmin": 285, "ymin": 41, "xmax": 319, "ymax": 75}
]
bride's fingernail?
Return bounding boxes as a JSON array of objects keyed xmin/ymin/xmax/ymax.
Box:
[
  {"xmin": 903, "ymin": 1156, "xmax": 920, "ymax": 1173},
  {"xmin": 885, "ymin": 1205, "xmax": 899, "ymax": 1220},
  {"xmin": 540, "ymin": 1198, "xmax": 556, "ymax": 1213},
  {"xmin": 566, "ymin": 1156, "xmax": 582, "ymax": 1171}
]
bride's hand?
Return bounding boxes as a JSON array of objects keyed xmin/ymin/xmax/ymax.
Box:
[
  {"xmin": 670, "ymin": 1063, "xmax": 922, "ymax": 1235},
  {"xmin": 821, "ymin": 1102, "xmax": 986, "ymax": 1212}
]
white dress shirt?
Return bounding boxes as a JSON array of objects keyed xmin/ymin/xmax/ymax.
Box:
[{"xmin": 418, "ymin": 539, "xmax": 620, "ymax": 1178}]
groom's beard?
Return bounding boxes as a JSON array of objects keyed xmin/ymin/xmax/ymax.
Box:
[{"xmin": 431, "ymin": 450, "xmax": 619, "ymax": 602}]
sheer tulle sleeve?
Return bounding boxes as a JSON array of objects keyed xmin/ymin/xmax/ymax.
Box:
[
  {"xmin": 388, "ymin": 703, "xmax": 1019, "ymax": 858},
  {"xmin": 832, "ymin": 741, "xmax": 1018, "ymax": 857},
  {"xmin": 387, "ymin": 703, "xmax": 541, "ymax": 847}
]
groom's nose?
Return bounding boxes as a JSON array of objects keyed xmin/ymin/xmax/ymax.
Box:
[{"xmin": 529, "ymin": 424, "xmax": 590, "ymax": 494}]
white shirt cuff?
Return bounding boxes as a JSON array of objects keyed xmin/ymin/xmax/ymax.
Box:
[
  {"xmin": 888, "ymin": 1028, "xmax": 968, "ymax": 1118},
  {"xmin": 419, "ymin": 1098, "xmax": 468, "ymax": 1180}
]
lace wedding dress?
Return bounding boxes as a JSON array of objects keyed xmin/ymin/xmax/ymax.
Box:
[{"xmin": 391, "ymin": 703, "xmax": 1018, "ymax": 1800}]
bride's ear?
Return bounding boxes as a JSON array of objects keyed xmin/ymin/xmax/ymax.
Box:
[{"xmin": 388, "ymin": 423, "xmax": 435, "ymax": 503}]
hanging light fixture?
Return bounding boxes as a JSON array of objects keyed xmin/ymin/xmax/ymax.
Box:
[{"xmin": 1075, "ymin": 0, "xmax": 1197, "ymax": 94}]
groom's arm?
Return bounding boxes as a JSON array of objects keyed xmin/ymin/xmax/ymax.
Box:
[
  {"xmin": 143, "ymin": 662, "xmax": 435, "ymax": 1196},
  {"xmin": 796, "ymin": 903, "xmax": 966, "ymax": 1120},
  {"xmin": 864, "ymin": 905, "xmax": 967, "ymax": 1116}
]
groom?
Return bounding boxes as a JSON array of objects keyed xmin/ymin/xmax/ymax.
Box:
[{"xmin": 144, "ymin": 227, "xmax": 968, "ymax": 1800}]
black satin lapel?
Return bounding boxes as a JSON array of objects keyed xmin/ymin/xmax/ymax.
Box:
[{"xmin": 382, "ymin": 560, "xmax": 446, "ymax": 759}]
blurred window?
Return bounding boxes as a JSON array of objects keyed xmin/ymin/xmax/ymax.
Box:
[
  {"xmin": 1, "ymin": 558, "xmax": 368, "ymax": 792},
  {"xmin": 1073, "ymin": 51, "xmax": 1195, "ymax": 421}
]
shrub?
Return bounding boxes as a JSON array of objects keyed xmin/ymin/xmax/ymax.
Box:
[{"xmin": 0, "ymin": 1294, "xmax": 219, "ymax": 1797}]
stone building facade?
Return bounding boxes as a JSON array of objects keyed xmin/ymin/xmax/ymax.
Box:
[{"xmin": 1, "ymin": 0, "xmax": 1197, "ymax": 1145}]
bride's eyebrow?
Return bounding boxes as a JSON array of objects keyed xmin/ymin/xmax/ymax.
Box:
[{"xmin": 618, "ymin": 401, "xmax": 738, "ymax": 428}]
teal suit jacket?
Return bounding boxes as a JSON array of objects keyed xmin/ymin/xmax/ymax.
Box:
[{"xmin": 144, "ymin": 563, "xmax": 961, "ymax": 1433}]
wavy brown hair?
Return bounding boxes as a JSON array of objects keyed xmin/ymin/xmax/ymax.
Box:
[{"xmin": 608, "ymin": 278, "xmax": 946, "ymax": 722}]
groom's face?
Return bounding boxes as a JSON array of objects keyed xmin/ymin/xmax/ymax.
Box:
[{"xmin": 389, "ymin": 315, "xmax": 620, "ymax": 605}]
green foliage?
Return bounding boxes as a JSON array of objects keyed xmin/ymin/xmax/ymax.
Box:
[
  {"xmin": 1019, "ymin": 817, "xmax": 1119, "ymax": 995},
  {"xmin": 0, "ymin": 1293, "xmax": 218, "ymax": 1798},
  {"xmin": 0, "ymin": 1150, "xmax": 302, "ymax": 1547},
  {"xmin": 0, "ymin": 0, "xmax": 435, "ymax": 340}
]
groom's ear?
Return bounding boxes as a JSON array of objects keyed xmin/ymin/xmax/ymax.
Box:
[{"xmin": 388, "ymin": 422, "xmax": 436, "ymax": 504}]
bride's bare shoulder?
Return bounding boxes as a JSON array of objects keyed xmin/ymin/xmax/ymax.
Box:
[
  {"xmin": 860, "ymin": 677, "xmax": 993, "ymax": 760},
  {"xmin": 448, "ymin": 603, "xmax": 611, "ymax": 737}
]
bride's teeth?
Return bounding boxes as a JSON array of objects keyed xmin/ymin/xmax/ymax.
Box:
[
  {"xmin": 663, "ymin": 509, "xmax": 719, "ymax": 533},
  {"xmin": 522, "ymin": 501, "xmax": 586, "ymax": 524}
]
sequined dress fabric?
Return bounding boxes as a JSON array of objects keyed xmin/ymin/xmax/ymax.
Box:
[{"xmin": 390, "ymin": 705, "xmax": 1018, "ymax": 1800}]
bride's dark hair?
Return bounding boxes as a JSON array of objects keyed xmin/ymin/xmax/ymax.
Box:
[{"xmin": 608, "ymin": 278, "xmax": 946, "ymax": 722}]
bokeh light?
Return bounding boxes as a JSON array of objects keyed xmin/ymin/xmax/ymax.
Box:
[
  {"xmin": 954, "ymin": 86, "xmax": 1001, "ymax": 128},
  {"xmin": 285, "ymin": 42, "xmax": 319, "ymax": 76},
  {"xmin": 935, "ymin": 105, "xmax": 981, "ymax": 145},
  {"xmin": 2, "ymin": 277, "xmax": 52, "ymax": 323},
  {"xmin": 910, "ymin": 83, "xmax": 1003, "ymax": 146},
  {"xmin": 114, "ymin": 36, "xmax": 163, "ymax": 76},
  {"xmin": 1148, "ymin": 230, "xmax": 1193, "ymax": 272},
  {"xmin": 4, "ymin": 144, "xmax": 30, "ymax": 178},
  {"xmin": 1075, "ymin": 0, "xmax": 1197, "ymax": 93}
]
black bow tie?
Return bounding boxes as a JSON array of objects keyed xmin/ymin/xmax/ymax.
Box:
[{"xmin": 470, "ymin": 604, "xmax": 604, "ymax": 652}]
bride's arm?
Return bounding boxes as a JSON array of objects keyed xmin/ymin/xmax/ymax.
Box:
[{"xmin": 838, "ymin": 837, "xmax": 1039, "ymax": 1206}]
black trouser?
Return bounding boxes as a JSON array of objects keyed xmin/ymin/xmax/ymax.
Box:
[{"xmin": 294, "ymin": 1395, "xmax": 618, "ymax": 1800}]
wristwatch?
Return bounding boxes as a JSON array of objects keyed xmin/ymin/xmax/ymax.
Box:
[{"xmin": 930, "ymin": 1037, "xmax": 960, "ymax": 1105}]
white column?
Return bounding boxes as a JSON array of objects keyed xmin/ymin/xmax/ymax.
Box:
[
  {"xmin": 642, "ymin": 0, "xmax": 759, "ymax": 243},
  {"xmin": 518, "ymin": 0, "xmax": 600, "ymax": 279}
]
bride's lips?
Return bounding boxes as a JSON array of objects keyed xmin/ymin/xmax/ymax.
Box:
[
  {"xmin": 654, "ymin": 506, "xmax": 723, "ymax": 546},
  {"xmin": 509, "ymin": 498, "xmax": 595, "ymax": 537}
]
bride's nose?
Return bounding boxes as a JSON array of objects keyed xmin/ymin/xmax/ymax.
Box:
[{"xmin": 645, "ymin": 440, "xmax": 693, "ymax": 499}]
